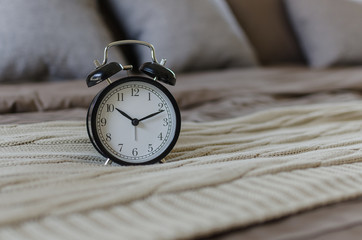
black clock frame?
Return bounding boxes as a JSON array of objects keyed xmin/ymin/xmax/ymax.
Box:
[{"xmin": 86, "ymin": 76, "xmax": 181, "ymax": 165}]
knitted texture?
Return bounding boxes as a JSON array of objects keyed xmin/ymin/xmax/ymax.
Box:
[{"xmin": 1, "ymin": 101, "xmax": 362, "ymax": 239}]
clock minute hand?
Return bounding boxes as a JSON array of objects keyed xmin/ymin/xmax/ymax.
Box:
[
  {"xmin": 115, "ymin": 108, "xmax": 133, "ymax": 121},
  {"xmin": 139, "ymin": 110, "xmax": 164, "ymax": 122}
]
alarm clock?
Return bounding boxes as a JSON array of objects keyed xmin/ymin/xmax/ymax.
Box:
[{"xmin": 86, "ymin": 40, "xmax": 181, "ymax": 165}]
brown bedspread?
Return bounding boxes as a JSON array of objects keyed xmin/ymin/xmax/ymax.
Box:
[
  {"xmin": 2, "ymin": 66, "xmax": 362, "ymax": 123},
  {"xmin": 2, "ymin": 66, "xmax": 362, "ymax": 239}
]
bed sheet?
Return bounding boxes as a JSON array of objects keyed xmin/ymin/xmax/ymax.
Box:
[{"xmin": 2, "ymin": 66, "xmax": 362, "ymax": 122}]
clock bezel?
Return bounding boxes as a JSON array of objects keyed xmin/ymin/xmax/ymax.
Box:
[{"xmin": 86, "ymin": 76, "xmax": 181, "ymax": 165}]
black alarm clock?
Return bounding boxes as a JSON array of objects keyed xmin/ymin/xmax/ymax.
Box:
[{"xmin": 86, "ymin": 40, "xmax": 181, "ymax": 165}]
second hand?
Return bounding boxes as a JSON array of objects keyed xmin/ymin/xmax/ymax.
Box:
[{"xmin": 134, "ymin": 125, "xmax": 137, "ymax": 141}]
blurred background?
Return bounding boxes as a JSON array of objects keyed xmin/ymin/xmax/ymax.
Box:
[
  {"xmin": 1, "ymin": 0, "xmax": 362, "ymax": 121},
  {"xmin": 1, "ymin": 0, "xmax": 361, "ymax": 83}
]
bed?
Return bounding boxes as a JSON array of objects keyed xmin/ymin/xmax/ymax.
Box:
[{"xmin": 2, "ymin": 0, "xmax": 362, "ymax": 239}]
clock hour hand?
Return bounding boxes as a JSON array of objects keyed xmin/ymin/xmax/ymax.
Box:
[
  {"xmin": 115, "ymin": 108, "xmax": 133, "ymax": 121},
  {"xmin": 139, "ymin": 110, "xmax": 165, "ymax": 122}
]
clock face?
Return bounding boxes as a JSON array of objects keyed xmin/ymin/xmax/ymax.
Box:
[{"xmin": 87, "ymin": 76, "xmax": 181, "ymax": 165}]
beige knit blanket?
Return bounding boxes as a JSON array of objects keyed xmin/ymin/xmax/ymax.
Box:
[{"xmin": 1, "ymin": 101, "xmax": 362, "ymax": 239}]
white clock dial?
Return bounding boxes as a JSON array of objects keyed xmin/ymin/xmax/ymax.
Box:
[{"xmin": 92, "ymin": 78, "xmax": 179, "ymax": 164}]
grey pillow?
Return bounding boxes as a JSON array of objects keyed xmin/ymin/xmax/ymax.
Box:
[
  {"xmin": 285, "ymin": 0, "xmax": 362, "ymax": 68},
  {"xmin": 104, "ymin": 0, "xmax": 258, "ymax": 73},
  {"xmin": 0, "ymin": 0, "xmax": 123, "ymax": 82}
]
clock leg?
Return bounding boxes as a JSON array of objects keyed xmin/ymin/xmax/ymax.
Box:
[{"xmin": 104, "ymin": 158, "xmax": 113, "ymax": 166}]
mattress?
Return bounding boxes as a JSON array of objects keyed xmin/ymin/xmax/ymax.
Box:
[{"xmin": 2, "ymin": 66, "xmax": 362, "ymax": 239}]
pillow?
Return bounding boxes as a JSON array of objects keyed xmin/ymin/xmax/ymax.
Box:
[
  {"xmin": 0, "ymin": 0, "xmax": 124, "ymax": 82},
  {"xmin": 285, "ymin": 0, "xmax": 362, "ymax": 68},
  {"xmin": 226, "ymin": 0, "xmax": 305, "ymax": 65},
  {"xmin": 103, "ymin": 0, "xmax": 258, "ymax": 73}
]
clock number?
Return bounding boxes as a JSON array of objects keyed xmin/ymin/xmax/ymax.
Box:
[
  {"xmin": 148, "ymin": 92, "xmax": 151, "ymax": 101},
  {"xmin": 107, "ymin": 104, "xmax": 115, "ymax": 112},
  {"xmin": 106, "ymin": 133, "xmax": 112, "ymax": 141},
  {"xmin": 117, "ymin": 93, "xmax": 124, "ymax": 101},
  {"xmin": 163, "ymin": 118, "xmax": 168, "ymax": 126},
  {"xmin": 131, "ymin": 88, "xmax": 139, "ymax": 96},
  {"xmin": 118, "ymin": 144, "xmax": 123, "ymax": 152},
  {"xmin": 158, "ymin": 132, "xmax": 163, "ymax": 141},
  {"xmin": 158, "ymin": 103, "xmax": 164, "ymax": 111},
  {"xmin": 100, "ymin": 118, "xmax": 107, "ymax": 126},
  {"xmin": 132, "ymin": 148, "xmax": 138, "ymax": 156},
  {"xmin": 148, "ymin": 144, "xmax": 153, "ymax": 152}
]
